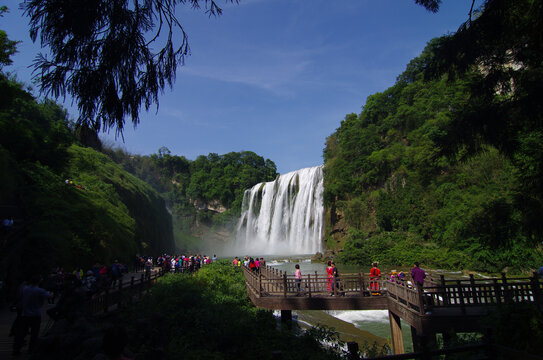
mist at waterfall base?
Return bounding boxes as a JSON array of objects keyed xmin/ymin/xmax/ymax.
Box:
[{"xmin": 226, "ymin": 166, "xmax": 324, "ymax": 256}]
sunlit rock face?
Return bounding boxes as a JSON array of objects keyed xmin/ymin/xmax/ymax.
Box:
[{"xmin": 232, "ymin": 166, "xmax": 324, "ymax": 255}]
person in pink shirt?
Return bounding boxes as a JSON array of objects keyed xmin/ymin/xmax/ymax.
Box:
[
  {"xmin": 294, "ymin": 264, "xmax": 302, "ymax": 295},
  {"xmin": 326, "ymin": 261, "xmax": 334, "ymax": 295}
]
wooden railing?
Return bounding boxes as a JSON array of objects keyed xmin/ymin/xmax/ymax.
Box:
[
  {"xmin": 88, "ymin": 269, "xmax": 164, "ymax": 315},
  {"xmin": 421, "ymin": 273, "xmax": 543, "ymax": 313},
  {"xmin": 244, "ymin": 265, "xmax": 543, "ymax": 314},
  {"xmin": 385, "ymin": 272, "xmax": 543, "ymax": 315},
  {"xmin": 386, "ymin": 280, "xmax": 424, "ymax": 314},
  {"xmin": 244, "ymin": 265, "xmax": 390, "ymax": 297}
]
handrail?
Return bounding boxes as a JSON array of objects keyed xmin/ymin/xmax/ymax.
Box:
[
  {"xmin": 88, "ymin": 268, "xmax": 164, "ymax": 315},
  {"xmin": 244, "ymin": 264, "xmax": 391, "ymax": 297},
  {"xmin": 242, "ymin": 265, "xmax": 543, "ymax": 314}
]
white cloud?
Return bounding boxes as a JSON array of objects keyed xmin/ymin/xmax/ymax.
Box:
[{"xmin": 180, "ymin": 45, "xmax": 325, "ymax": 96}]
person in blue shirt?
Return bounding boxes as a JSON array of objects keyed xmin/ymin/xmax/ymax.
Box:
[{"xmin": 13, "ymin": 275, "xmax": 52, "ymax": 356}]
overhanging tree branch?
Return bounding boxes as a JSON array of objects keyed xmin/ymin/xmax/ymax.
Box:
[{"xmin": 21, "ymin": 0, "xmax": 236, "ymax": 136}]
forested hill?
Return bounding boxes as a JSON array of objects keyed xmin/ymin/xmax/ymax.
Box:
[
  {"xmin": 0, "ymin": 74, "xmax": 174, "ymax": 289},
  {"xmin": 323, "ymin": 0, "xmax": 543, "ymax": 273},
  {"xmin": 103, "ymin": 147, "xmax": 277, "ymax": 253}
]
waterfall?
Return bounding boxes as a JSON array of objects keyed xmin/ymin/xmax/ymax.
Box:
[{"xmin": 233, "ymin": 165, "xmax": 324, "ymax": 255}]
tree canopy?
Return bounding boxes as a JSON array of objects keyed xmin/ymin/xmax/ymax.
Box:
[
  {"xmin": 0, "ymin": 6, "xmax": 19, "ymax": 68},
  {"xmin": 21, "ymin": 0, "xmax": 235, "ymax": 135},
  {"xmin": 324, "ymin": 0, "xmax": 543, "ymax": 273}
]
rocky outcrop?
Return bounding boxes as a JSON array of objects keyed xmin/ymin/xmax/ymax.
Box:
[{"xmin": 191, "ymin": 199, "xmax": 227, "ymax": 213}]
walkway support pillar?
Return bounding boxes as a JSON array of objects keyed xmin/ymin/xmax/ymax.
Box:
[
  {"xmin": 411, "ymin": 326, "xmax": 436, "ymax": 360},
  {"xmin": 280, "ymin": 310, "xmax": 292, "ymax": 329},
  {"xmin": 347, "ymin": 342, "xmax": 359, "ymax": 360},
  {"xmin": 388, "ymin": 311, "xmax": 404, "ymax": 354}
]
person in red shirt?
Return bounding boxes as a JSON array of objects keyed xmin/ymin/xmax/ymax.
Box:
[
  {"xmin": 249, "ymin": 258, "xmax": 256, "ymax": 272},
  {"xmin": 369, "ymin": 262, "xmax": 381, "ymax": 293}
]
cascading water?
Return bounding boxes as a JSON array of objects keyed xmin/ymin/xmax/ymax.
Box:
[{"xmin": 233, "ymin": 165, "xmax": 324, "ymax": 255}]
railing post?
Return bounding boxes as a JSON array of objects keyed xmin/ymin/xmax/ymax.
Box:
[
  {"xmin": 440, "ymin": 275, "xmax": 448, "ymax": 306},
  {"xmin": 417, "ymin": 286, "xmax": 425, "ymax": 315},
  {"xmin": 493, "ymin": 278, "xmax": 501, "ymax": 305},
  {"xmin": 117, "ymin": 278, "xmax": 123, "ymax": 309},
  {"xmin": 469, "ymin": 274, "xmax": 478, "ymax": 305},
  {"xmin": 283, "ymin": 273, "xmax": 287, "ymax": 297},
  {"xmin": 501, "ymin": 273, "xmax": 511, "ymax": 302},
  {"xmin": 140, "ymin": 274, "xmax": 144, "ymax": 299},
  {"xmin": 104, "ymin": 288, "xmax": 109, "ymax": 313},
  {"xmin": 307, "ymin": 274, "xmax": 312, "ymax": 298},
  {"xmin": 359, "ymin": 272, "xmax": 364, "ymax": 296},
  {"xmin": 130, "ymin": 276, "xmax": 135, "ymax": 305},
  {"xmin": 403, "ymin": 280, "xmax": 408, "ymax": 307},
  {"xmin": 347, "ymin": 342, "xmax": 360, "ymax": 360},
  {"xmin": 532, "ymin": 272, "xmax": 542, "ymax": 305},
  {"xmin": 457, "ymin": 280, "xmax": 466, "ymax": 314},
  {"xmin": 259, "ymin": 274, "xmax": 262, "ymax": 297},
  {"xmin": 315, "ymin": 271, "xmax": 318, "ymax": 292}
]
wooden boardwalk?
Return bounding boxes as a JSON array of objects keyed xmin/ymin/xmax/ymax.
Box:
[
  {"xmin": 243, "ymin": 264, "xmax": 543, "ymax": 356},
  {"xmin": 0, "ymin": 268, "xmax": 162, "ymax": 358}
]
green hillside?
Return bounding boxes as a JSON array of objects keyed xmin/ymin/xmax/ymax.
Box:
[
  {"xmin": 0, "ymin": 74, "xmax": 174, "ymax": 294},
  {"xmin": 103, "ymin": 147, "xmax": 277, "ymax": 253},
  {"xmin": 323, "ymin": 0, "xmax": 543, "ymax": 273}
]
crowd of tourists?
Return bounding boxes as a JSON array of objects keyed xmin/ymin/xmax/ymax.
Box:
[
  {"xmin": 9, "ymin": 253, "xmax": 221, "ymax": 356},
  {"xmin": 232, "ymin": 256, "xmax": 265, "ymax": 271},
  {"xmin": 10, "ymin": 259, "xmax": 133, "ymax": 356},
  {"xmin": 40, "ymin": 261, "xmax": 130, "ymax": 303},
  {"xmin": 134, "ymin": 253, "xmax": 218, "ymax": 277}
]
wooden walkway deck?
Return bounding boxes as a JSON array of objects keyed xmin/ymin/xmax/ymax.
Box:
[
  {"xmin": 243, "ymin": 264, "xmax": 543, "ymax": 356},
  {"xmin": 244, "ymin": 264, "xmax": 543, "ymax": 314},
  {"xmin": 0, "ymin": 268, "xmax": 162, "ymax": 358}
]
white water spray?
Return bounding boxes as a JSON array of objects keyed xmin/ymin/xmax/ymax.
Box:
[{"xmin": 232, "ymin": 166, "xmax": 324, "ymax": 255}]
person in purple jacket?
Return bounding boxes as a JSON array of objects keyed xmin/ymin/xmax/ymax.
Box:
[{"xmin": 411, "ymin": 262, "xmax": 426, "ymax": 289}]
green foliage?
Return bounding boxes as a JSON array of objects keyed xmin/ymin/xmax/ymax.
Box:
[
  {"xmin": 0, "ymin": 74, "xmax": 174, "ymax": 284},
  {"xmin": 124, "ymin": 262, "xmax": 344, "ymax": 360},
  {"xmin": 482, "ymin": 303, "xmax": 543, "ymax": 357},
  {"xmin": 325, "ymin": 3, "xmax": 543, "ymax": 272},
  {"xmin": 359, "ymin": 340, "xmax": 391, "ymax": 358},
  {"xmin": 66, "ymin": 145, "xmax": 175, "ymax": 257},
  {"xmin": 105, "ymin": 146, "xmax": 277, "ymax": 252},
  {"xmin": 0, "ymin": 6, "xmax": 19, "ymax": 68}
]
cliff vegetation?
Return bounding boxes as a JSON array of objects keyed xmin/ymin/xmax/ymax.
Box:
[
  {"xmin": 0, "ymin": 73, "xmax": 174, "ymax": 293},
  {"xmin": 323, "ymin": 0, "xmax": 543, "ymax": 273},
  {"xmin": 103, "ymin": 146, "xmax": 277, "ymax": 253}
]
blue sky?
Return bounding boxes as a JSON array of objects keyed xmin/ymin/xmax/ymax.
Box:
[{"xmin": 2, "ymin": 0, "xmax": 481, "ymax": 174}]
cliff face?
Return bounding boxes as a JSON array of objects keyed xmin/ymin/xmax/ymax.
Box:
[
  {"xmin": 0, "ymin": 74, "xmax": 176, "ymax": 302},
  {"xmin": 65, "ymin": 145, "xmax": 175, "ymax": 258},
  {"xmin": 191, "ymin": 198, "xmax": 227, "ymax": 213},
  {"xmin": 1, "ymin": 144, "xmax": 175, "ymax": 291}
]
